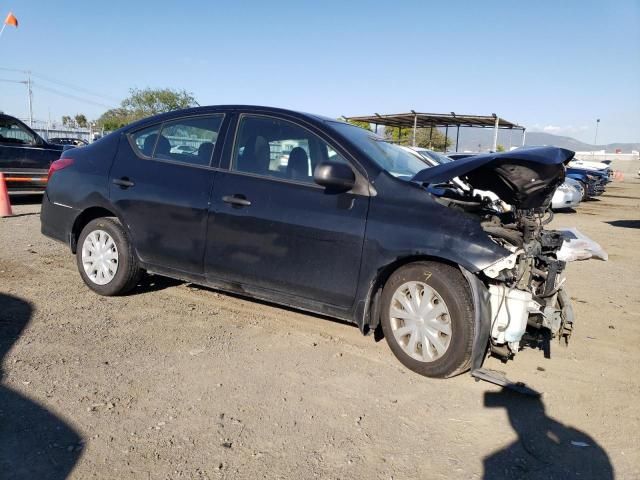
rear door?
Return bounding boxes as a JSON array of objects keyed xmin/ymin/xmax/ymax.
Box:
[
  {"xmin": 205, "ymin": 113, "xmax": 369, "ymax": 308},
  {"xmin": 109, "ymin": 113, "xmax": 228, "ymax": 275}
]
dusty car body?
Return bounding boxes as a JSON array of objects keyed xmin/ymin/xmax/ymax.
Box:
[{"xmin": 40, "ymin": 106, "xmax": 577, "ymax": 378}]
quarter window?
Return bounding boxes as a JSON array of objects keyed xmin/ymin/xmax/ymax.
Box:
[
  {"xmin": 232, "ymin": 115, "xmax": 349, "ymax": 183},
  {"xmin": 130, "ymin": 115, "xmax": 224, "ymax": 167}
]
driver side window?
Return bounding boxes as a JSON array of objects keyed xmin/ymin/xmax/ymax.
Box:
[{"xmin": 232, "ymin": 115, "xmax": 349, "ymax": 184}]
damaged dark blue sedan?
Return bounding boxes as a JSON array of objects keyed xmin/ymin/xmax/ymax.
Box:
[{"xmin": 40, "ymin": 105, "xmax": 575, "ymax": 378}]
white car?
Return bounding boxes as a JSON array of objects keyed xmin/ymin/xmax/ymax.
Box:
[
  {"xmin": 568, "ymin": 159, "xmax": 610, "ymax": 171},
  {"xmin": 169, "ymin": 145, "xmax": 197, "ymax": 155},
  {"xmin": 551, "ymin": 177, "xmax": 582, "ymax": 210}
]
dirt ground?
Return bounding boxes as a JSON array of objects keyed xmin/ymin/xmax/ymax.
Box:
[{"xmin": 1, "ymin": 179, "xmax": 639, "ymax": 480}]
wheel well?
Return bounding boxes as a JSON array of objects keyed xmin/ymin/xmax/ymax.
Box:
[
  {"xmin": 70, "ymin": 207, "xmax": 118, "ymax": 253},
  {"xmin": 365, "ymin": 255, "xmax": 460, "ymax": 334}
]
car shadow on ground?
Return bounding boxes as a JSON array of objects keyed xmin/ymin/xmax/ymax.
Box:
[
  {"xmin": 130, "ymin": 273, "xmax": 184, "ymax": 294},
  {"xmin": 0, "ymin": 293, "xmax": 83, "ymax": 479},
  {"xmin": 185, "ymin": 282, "xmax": 357, "ymax": 330},
  {"xmin": 606, "ymin": 219, "xmax": 640, "ymax": 229},
  {"xmin": 483, "ymin": 389, "xmax": 613, "ymax": 479},
  {"xmin": 7, "ymin": 194, "xmax": 43, "ymax": 206},
  {"xmin": 552, "ymin": 208, "xmax": 577, "ymax": 214}
]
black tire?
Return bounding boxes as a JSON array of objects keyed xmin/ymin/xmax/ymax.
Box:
[
  {"xmin": 380, "ymin": 261, "xmax": 474, "ymax": 378},
  {"xmin": 76, "ymin": 217, "xmax": 142, "ymax": 296}
]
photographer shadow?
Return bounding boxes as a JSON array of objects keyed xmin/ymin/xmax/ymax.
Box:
[
  {"xmin": 483, "ymin": 389, "xmax": 613, "ymax": 479},
  {"xmin": 0, "ymin": 293, "xmax": 83, "ymax": 479}
]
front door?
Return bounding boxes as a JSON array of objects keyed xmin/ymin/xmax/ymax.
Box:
[
  {"xmin": 205, "ymin": 114, "xmax": 369, "ymax": 308},
  {"xmin": 109, "ymin": 114, "xmax": 227, "ymax": 275}
]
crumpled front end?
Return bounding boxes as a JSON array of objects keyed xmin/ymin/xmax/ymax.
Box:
[
  {"xmin": 415, "ymin": 147, "xmax": 579, "ymax": 364},
  {"xmin": 480, "ymin": 213, "xmax": 574, "ymax": 360}
]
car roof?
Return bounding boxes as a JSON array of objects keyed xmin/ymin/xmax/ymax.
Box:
[{"xmin": 123, "ymin": 105, "xmax": 342, "ymax": 133}]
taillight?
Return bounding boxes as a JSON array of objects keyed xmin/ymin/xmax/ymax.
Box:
[{"xmin": 47, "ymin": 158, "xmax": 74, "ymax": 181}]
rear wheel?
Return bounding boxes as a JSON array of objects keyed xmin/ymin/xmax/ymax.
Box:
[
  {"xmin": 76, "ymin": 217, "xmax": 141, "ymax": 296},
  {"xmin": 380, "ymin": 261, "xmax": 474, "ymax": 378}
]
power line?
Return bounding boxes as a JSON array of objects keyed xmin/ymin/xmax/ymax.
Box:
[
  {"xmin": 35, "ymin": 84, "xmax": 116, "ymax": 110},
  {"xmin": 30, "ymin": 72, "xmax": 120, "ymax": 103},
  {"xmin": 0, "ymin": 67, "xmax": 120, "ymax": 104}
]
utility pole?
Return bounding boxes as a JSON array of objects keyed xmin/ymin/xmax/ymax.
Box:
[
  {"xmin": 27, "ymin": 71, "xmax": 33, "ymax": 127},
  {"xmin": 594, "ymin": 118, "xmax": 600, "ymax": 146}
]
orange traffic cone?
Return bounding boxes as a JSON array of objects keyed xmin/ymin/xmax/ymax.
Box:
[{"xmin": 0, "ymin": 173, "xmax": 14, "ymax": 217}]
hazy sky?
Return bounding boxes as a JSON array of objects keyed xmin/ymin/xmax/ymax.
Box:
[{"xmin": 1, "ymin": 0, "xmax": 638, "ymax": 143}]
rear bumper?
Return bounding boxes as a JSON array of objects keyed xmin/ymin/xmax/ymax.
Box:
[{"xmin": 40, "ymin": 191, "xmax": 77, "ymax": 249}]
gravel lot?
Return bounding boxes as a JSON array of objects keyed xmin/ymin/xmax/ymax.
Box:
[{"xmin": 1, "ymin": 179, "xmax": 639, "ymax": 479}]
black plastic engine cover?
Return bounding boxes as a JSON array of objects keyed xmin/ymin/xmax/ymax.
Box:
[{"xmin": 465, "ymin": 160, "xmax": 566, "ymax": 209}]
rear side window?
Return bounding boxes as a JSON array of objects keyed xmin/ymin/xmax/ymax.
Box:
[
  {"xmin": 131, "ymin": 124, "xmax": 160, "ymax": 156},
  {"xmin": 130, "ymin": 115, "xmax": 224, "ymax": 167}
]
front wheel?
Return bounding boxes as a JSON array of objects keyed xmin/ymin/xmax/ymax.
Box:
[
  {"xmin": 578, "ymin": 181, "xmax": 588, "ymax": 200},
  {"xmin": 380, "ymin": 261, "xmax": 475, "ymax": 378},
  {"xmin": 76, "ymin": 217, "xmax": 142, "ymax": 296}
]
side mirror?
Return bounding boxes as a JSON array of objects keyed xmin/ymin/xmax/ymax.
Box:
[{"xmin": 313, "ymin": 162, "xmax": 356, "ymax": 191}]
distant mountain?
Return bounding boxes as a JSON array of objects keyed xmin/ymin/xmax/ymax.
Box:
[
  {"xmin": 523, "ymin": 132, "xmax": 640, "ymax": 153},
  {"xmin": 444, "ymin": 128, "xmax": 640, "ymax": 153}
]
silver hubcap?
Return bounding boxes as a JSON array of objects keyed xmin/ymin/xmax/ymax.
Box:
[
  {"xmin": 81, "ymin": 229, "xmax": 119, "ymax": 285},
  {"xmin": 389, "ymin": 281, "xmax": 452, "ymax": 362}
]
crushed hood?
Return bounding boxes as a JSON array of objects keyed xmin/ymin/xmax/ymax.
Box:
[{"xmin": 412, "ymin": 146, "xmax": 575, "ymax": 209}]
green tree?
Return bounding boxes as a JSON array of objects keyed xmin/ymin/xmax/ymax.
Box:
[
  {"xmin": 384, "ymin": 126, "xmax": 452, "ymax": 151},
  {"xmin": 97, "ymin": 87, "xmax": 198, "ymax": 131},
  {"xmin": 496, "ymin": 144, "xmax": 506, "ymax": 152},
  {"xmin": 96, "ymin": 107, "xmax": 134, "ymax": 131},
  {"xmin": 61, "ymin": 115, "xmax": 73, "ymax": 127},
  {"xmin": 122, "ymin": 87, "xmax": 198, "ymax": 117},
  {"xmin": 74, "ymin": 114, "xmax": 88, "ymax": 128},
  {"xmin": 344, "ymin": 119, "xmax": 371, "ymax": 131}
]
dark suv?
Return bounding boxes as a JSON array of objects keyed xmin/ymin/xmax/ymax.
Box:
[
  {"xmin": 0, "ymin": 113, "xmax": 64, "ymax": 193},
  {"xmin": 41, "ymin": 105, "xmax": 577, "ymax": 378}
]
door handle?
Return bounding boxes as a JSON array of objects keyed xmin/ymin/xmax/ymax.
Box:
[
  {"xmin": 222, "ymin": 194, "xmax": 251, "ymax": 207},
  {"xmin": 113, "ymin": 177, "xmax": 135, "ymax": 188}
]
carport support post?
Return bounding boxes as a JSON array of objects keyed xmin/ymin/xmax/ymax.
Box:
[
  {"xmin": 455, "ymin": 125, "xmax": 460, "ymax": 152},
  {"xmin": 412, "ymin": 113, "xmax": 418, "ymax": 147},
  {"xmin": 429, "ymin": 125, "xmax": 434, "ymax": 148},
  {"xmin": 492, "ymin": 115, "xmax": 500, "ymax": 152},
  {"xmin": 522, "ymin": 128, "xmax": 526, "ymax": 147},
  {"xmin": 444, "ymin": 125, "xmax": 449, "ymax": 152}
]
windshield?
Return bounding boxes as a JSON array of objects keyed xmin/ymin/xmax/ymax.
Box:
[
  {"xmin": 418, "ymin": 150, "xmax": 453, "ymax": 164},
  {"xmin": 329, "ymin": 122, "xmax": 428, "ymax": 179}
]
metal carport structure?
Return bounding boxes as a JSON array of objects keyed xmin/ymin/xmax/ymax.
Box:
[{"xmin": 343, "ymin": 111, "xmax": 526, "ymax": 152}]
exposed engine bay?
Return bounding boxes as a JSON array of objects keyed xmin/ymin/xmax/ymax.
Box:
[{"xmin": 419, "ymin": 150, "xmax": 577, "ymax": 363}]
